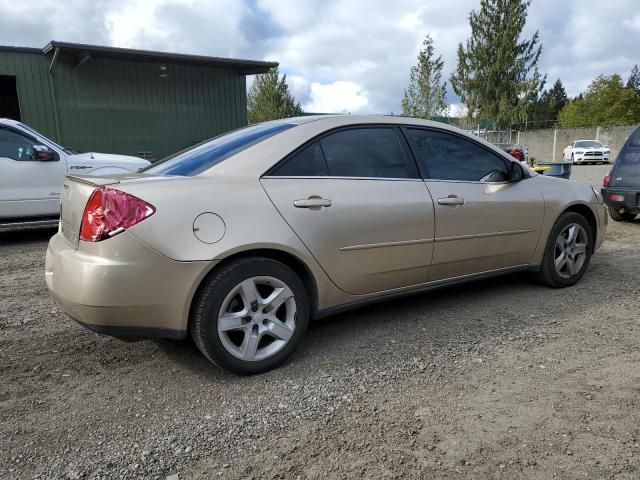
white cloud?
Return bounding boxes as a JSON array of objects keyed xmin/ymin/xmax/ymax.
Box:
[
  {"xmin": 304, "ymin": 81, "xmax": 369, "ymax": 113},
  {"xmin": 447, "ymin": 103, "xmax": 468, "ymax": 118},
  {"xmin": 0, "ymin": 0, "xmax": 638, "ymax": 115},
  {"xmin": 622, "ymin": 13, "xmax": 640, "ymax": 31}
]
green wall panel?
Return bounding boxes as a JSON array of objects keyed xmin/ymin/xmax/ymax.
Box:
[{"xmin": 0, "ymin": 49, "xmax": 248, "ymax": 159}]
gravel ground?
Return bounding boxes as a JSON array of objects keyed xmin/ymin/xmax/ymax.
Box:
[{"xmin": 2, "ymin": 164, "xmax": 639, "ymax": 480}]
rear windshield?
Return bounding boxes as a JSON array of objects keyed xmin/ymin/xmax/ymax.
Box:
[
  {"xmin": 612, "ymin": 130, "xmax": 640, "ymax": 186},
  {"xmin": 144, "ymin": 122, "xmax": 296, "ymax": 176},
  {"xmin": 627, "ymin": 126, "xmax": 640, "ymax": 148},
  {"xmin": 575, "ymin": 141, "xmax": 603, "ymax": 148}
]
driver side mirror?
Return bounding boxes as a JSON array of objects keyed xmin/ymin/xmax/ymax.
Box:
[
  {"xmin": 510, "ymin": 161, "xmax": 524, "ymax": 182},
  {"xmin": 32, "ymin": 145, "xmax": 57, "ymax": 161}
]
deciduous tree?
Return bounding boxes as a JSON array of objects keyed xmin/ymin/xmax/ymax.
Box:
[{"xmin": 558, "ymin": 74, "xmax": 640, "ymax": 127}]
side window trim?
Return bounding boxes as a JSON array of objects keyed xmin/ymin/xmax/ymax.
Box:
[
  {"xmin": 265, "ymin": 124, "xmax": 420, "ymax": 180},
  {"xmin": 399, "ymin": 126, "xmax": 511, "ymax": 183}
]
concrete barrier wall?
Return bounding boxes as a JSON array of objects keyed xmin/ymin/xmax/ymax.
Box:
[{"xmin": 516, "ymin": 124, "xmax": 639, "ymax": 163}]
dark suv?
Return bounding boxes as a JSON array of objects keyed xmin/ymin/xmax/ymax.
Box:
[{"xmin": 602, "ymin": 126, "xmax": 640, "ymax": 222}]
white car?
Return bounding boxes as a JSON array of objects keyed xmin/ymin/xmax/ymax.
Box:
[
  {"xmin": 563, "ymin": 140, "xmax": 610, "ymax": 165},
  {"xmin": 0, "ymin": 119, "xmax": 150, "ymax": 228}
]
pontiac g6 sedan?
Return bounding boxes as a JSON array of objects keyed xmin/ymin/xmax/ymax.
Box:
[{"xmin": 46, "ymin": 116, "xmax": 607, "ymax": 374}]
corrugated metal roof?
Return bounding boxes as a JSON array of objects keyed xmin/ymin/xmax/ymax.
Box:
[{"xmin": 42, "ymin": 41, "xmax": 277, "ymax": 75}]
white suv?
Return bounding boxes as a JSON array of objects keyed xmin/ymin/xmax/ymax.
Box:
[{"xmin": 563, "ymin": 140, "xmax": 610, "ymax": 165}]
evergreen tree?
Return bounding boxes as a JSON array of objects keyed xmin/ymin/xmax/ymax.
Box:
[
  {"xmin": 559, "ymin": 74, "xmax": 640, "ymax": 127},
  {"xmin": 529, "ymin": 79, "xmax": 568, "ymax": 126},
  {"xmin": 450, "ymin": 0, "xmax": 545, "ymax": 128},
  {"xmin": 401, "ymin": 35, "xmax": 447, "ymax": 119},
  {"xmin": 247, "ymin": 67, "xmax": 302, "ymax": 124},
  {"xmin": 626, "ymin": 65, "xmax": 640, "ymax": 96}
]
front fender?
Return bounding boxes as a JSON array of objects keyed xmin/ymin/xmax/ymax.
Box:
[{"xmin": 529, "ymin": 176, "xmax": 603, "ymax": 265}]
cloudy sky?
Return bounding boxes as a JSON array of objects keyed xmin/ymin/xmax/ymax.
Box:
[{"xmin": 1, "ymin": 0, "xmax": 638, "ymax": 115}]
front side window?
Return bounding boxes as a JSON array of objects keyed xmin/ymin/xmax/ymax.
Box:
[
  {"xmin": 145, "ymin": 122, "xmax": 296, "ymax": 176},
  {"xmin": 0, "ymin": 128, "xmax": 36, "ymax": 161},
  {"xmin": 406, "ymin": 129, "xmax": 509, "ymax": 182},
  {"xmin": 18, "ymin": 122, "xmax": 74, "ymax": 154}
]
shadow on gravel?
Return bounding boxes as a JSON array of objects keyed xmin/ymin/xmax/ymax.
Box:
[
  {"xmin": 153, "ymin": 270, "xmax": 574, "ymax": 379},
  {"xmin": 0, "ymin": 227, "xmax": 57, "ymax": 246}
]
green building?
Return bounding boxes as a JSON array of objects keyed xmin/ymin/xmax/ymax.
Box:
[{"xmin": 0, "ymin": 41, "xmax": 276, "ymax": 159}]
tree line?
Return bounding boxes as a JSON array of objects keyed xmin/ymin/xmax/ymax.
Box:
[{"xmin": 247, "ymin": 0, "xmax": 640, "ymax": 130}]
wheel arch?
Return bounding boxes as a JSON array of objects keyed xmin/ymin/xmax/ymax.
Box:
[
  {"xmin": 186, "ymin": 247, "xmax": 320, "ymax": 331},
  {"xmin": 561, "ymin": 202, "xmax": 598, "ymax": 249}
]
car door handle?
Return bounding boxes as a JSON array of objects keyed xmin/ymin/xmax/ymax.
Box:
[
  {"xmin": 437, "ymin": 196, "xmax": 465, "ymax": 206},
  {"xmin": 294, "ymin": 197, "xmax": 332, "ymax": 208}
]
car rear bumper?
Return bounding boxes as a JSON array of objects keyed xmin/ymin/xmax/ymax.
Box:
[
  {"xmin": 45, "ymin": 231, "xmax": 211, "ymax": 340},
  {"xmin": 601, "ymin": 188, "xmax": 640, "ymax": 214}
]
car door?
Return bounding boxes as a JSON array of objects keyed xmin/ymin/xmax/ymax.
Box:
[
  {"xmin": 0, "ymin": 126, "xmax": 66, "ymax": 218},
  {"xmin": 261, "ymin": 126, "xmax": 435, "ymax": 295},
  {"xmin": 403, "ymin": 127, "xmax": 544, "ymax": 282}
]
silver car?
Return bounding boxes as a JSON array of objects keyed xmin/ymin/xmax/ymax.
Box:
[{"xmin": 46, "ymin": 116, "xmax": 607, "ymax": 374}]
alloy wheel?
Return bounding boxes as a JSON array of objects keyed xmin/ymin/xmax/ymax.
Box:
[
  {"xmin": 554, "ymin": 223, "xmax": 588, "ymax": 279},
  {"xmin": 217, "ymin": 276, "xmax": 296, "ymax": 362}
]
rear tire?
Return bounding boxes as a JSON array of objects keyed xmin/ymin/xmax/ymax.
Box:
[
  {"xmin": 536, "ymin": 212, "xmax": 593, "ymax": 288},
  {"xmin": 190, "ymin": 257, "xmax": 310, "ymax": 375},
  {"xmin": 609, "ymin": 207, "xmax": 637, "ymax": 222}
]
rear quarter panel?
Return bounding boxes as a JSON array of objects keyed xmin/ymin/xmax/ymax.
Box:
[{"xmin": 118, "ymin": 176, "xmax": 345, "ymax": 310}]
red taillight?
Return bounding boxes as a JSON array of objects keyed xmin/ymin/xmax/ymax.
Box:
[
  {"xmin": 603, "ymin": 170, "xmax": 612, "ymax": 187},
  {"xmin": 79, "ymin": 187, "xmax": 155, "ymax": 242}
]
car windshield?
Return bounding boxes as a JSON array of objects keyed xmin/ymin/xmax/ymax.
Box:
[
  {"xmin": 144, "ymin": 122, "xmax": 296, "ymax": 176},
  {"xmin": 575, "ymin": 141, "xmax": 603, "ymax": 148},
  {"xmin": 18, "ymin": 122, "xmax": 76, "ymax": 154}
]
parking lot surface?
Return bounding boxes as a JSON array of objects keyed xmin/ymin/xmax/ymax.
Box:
[{"xmin": 2, "ymin": 164, "xmax": 639, "ymax": 479}]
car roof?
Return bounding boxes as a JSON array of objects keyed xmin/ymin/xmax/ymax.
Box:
[{"xmin": 206, "ymin": 114, "xmax": 522, "ymax": 180}]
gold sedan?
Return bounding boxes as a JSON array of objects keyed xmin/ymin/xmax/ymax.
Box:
[{"xmin": 46, "ymin": 116, "xmax": 607, "ymax": 374}]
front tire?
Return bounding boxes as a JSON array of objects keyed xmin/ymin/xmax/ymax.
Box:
[
  {"xmin": 609, "ymin": 207, "xmax": 636, "ymax": 222},
  {"xmin": 190, "ymin": 257, "xmax": 310, "ymax": 375},
  {"xmin": 536, "ymin": 212, "xmax": 593, "ymax": 288}
]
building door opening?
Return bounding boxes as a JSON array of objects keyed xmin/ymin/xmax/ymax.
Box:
[{"xmin": 0, "ymin": 75, "xmax": 21, "ymax": 121}]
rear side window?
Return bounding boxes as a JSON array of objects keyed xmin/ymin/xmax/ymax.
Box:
[
  {"xmin": 270, "ymin": 127, "xmax": 410, "ymax": 178},
  {"xmin": 320, "ymin": 128, "xmax": 409, "ymax": 178},
  {"xmin": 144, "ymin": 122, "xmax": 295, "ymax": 176},
  {"xmin": 407, "ymin": 129, "xmax": 509, "ymax": 182},
  {"xmin": 271, "ymin": 143, "xmax": 327, "ymax": 176}
]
